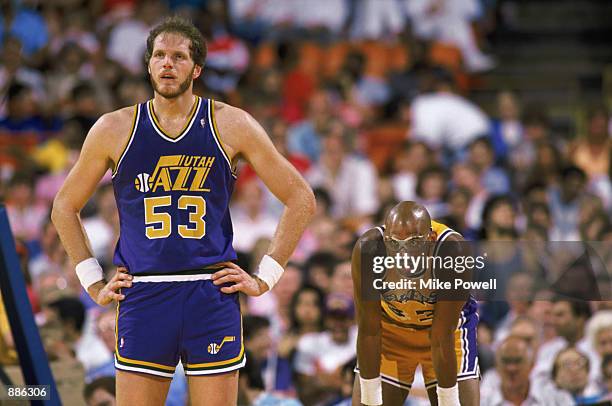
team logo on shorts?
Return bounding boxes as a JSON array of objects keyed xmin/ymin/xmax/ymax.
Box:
[
  {"xmin": 134, "ymin": 173, "xmax": 151, "ymax": 192},
  {"xmin": 207, "ymin": 336, "xmax": 236, "ymax": 355}
]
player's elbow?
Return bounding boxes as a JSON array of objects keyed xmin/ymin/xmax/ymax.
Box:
[
  {"xmin": 302, "ymin": 186, "xmax": 316, "ymax": 219},
  {"xmin": 291, "ymin": 182, "xmax": 316, "ymax": 220},
  {"xmin": 51, "ymin": 194, "xmax": 75, "ymax": 226}
]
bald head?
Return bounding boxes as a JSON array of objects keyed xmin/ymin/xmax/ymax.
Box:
[
  {"xmin": 384, "ymin": 201, "xmax": 432, "ymax": 239},
  {"xmin": 497, "ymin": 335, "xmax": 534, "ymax": 364}
]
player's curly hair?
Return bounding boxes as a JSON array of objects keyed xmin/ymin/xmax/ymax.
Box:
[{"xmin": 144, "ymin": 16, "xmax": 207, "ymax": 68}]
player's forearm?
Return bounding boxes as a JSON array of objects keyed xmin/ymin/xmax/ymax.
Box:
[
  {"xmin": 267, "ymin": 186, "xmax": 315, "ymax": 266},
  {"xmin": 51, "ymin": 199, "xmax": 96, "ymax": 267},
  {"xmin": 357, "ymin": 331, "xmax": 381, "ymax": 378}
]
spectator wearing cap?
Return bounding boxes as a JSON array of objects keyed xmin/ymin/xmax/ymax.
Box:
[
  {"xmin": 481, "ymin": 336, "xmax": 573, "ymax": 405},
  {"xmin": 293, "ymin": 293, "xmax": 357, "ymax": 406}
]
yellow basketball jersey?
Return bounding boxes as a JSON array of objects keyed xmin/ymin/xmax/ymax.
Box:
[{"xmin": 379, "ymin": 221, "xmax": 461, "ymax": 329}]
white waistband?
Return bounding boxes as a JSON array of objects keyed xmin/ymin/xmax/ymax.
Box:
[{"xmin": 131, "ymin": 273, "xmax": 214, "ymax": 282}]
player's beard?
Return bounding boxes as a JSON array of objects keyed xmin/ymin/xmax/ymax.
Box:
[{"xmin": 151, "ymin": 66, "xmax": 195, "ymax": 99}]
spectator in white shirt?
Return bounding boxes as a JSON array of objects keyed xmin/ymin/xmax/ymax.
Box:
[
  {"xmin": 294, "ymin": 293, "xmax": 357, "ymax": 405},
  {"xmin": 481, "ymin": 336, "xmax": 574, "ymax": 405},
  {"xmin": 585, "ymin": 311, "xmax": 612, "ymax": 388},
  {"xmin": 532, "ymin": 299, "xmax": 597, "ymax": 384},
  {"xmin": 411, "ymin": 69, "xmax": 490, "ymax": 158},
  {"xmin": 306, "ymin": 123, "xmax": 378, "ymax": 228},
  {"xmin": 350, "ymin": 0, "xmax": 405, "ymax": 40},
  {"xmin": 231, "ymin": 180, "xmax": 278, "ymax": 253},
  {"xmin": 405, "ymin": 0, "xmax": 494, "ymax": 72},
  {"xmin": 106, "ymin": 1, "xmax": 164, "ymax": 74},
  {"xmin": 552, "ymin": 347, "xmax": 601, "ymax": 403}
]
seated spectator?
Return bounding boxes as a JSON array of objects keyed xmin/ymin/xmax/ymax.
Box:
[
  {"xmin": 586, "ymin": 311, "xmax": 612, "ymax": 389},
  {"xmin": 406, "ymin": 0, "xmax": 495, "ymax": 72},
  {"xmin": 549, "ymin": 166, "xmax": 588, "ymax": 241},
  {"xmin": 411, "ymin": 68, "xmax": 490, "ymax": 158},
  {"xmin": 238, "ymin": 351, "xmax": 302, "ymax": 406},
  {"xmin": 391, "ymin": 141, "xmax": 431, "ymax": 202},
  {"xmin": 86, "ymin": 309, "xmax": 187, "ymax": 406},
  {"xmin": 294, "ymin": 293, "xmax": 357, "ymax": 406},
  {"xmin": 244, "ymin": 315, "xmax": 294, "ymax": 393},
  {"xmin": 510, "ymin": 105, "xmax": 551, "ymax": 181},
  {"xmin": 350, "ymin": 0, "xmax": 405, "ymax": 40},
  {"xmin": 438, "ymin": 187, "xmax": 473, "ymax": 238},
  {"xmin": 304, "ymin": 251, "xmax": 338, "ymax": 294},
  {"xmin": 5, "ymin": 173, "xmax": 48, "ymax": 244},
  {"xmin": 451, "ymin": 162, "xmax": 488, "ymax": 231},
  {"xmin": 481, "ymin": 336, "xmax": 574, "ymax": 405},
  {"xmin": 490, "ymin": 90, "xmax": 523, "ymax": 163},
  {"xmin": 552, "ymin": 347, "xmax": 601, "ymax": 404},
  {"xmin": 287, "ymin": 90, "xmax": 333, "ymax": 162},
  {"xmin": 306, "ymin": 124, "xmax": 378, "ymax": 229},
  {"xmin": 570, "ymin": 104, "xmax": 610, "ymax": 181},
  {"xmin": 83, "ymin": 376, "xmax": 116, "ymax": 406},
  {"xmin": 415, "ymin": 165, "xmax": 449, "ymax": 219},
  {"xmin": 328, "ymin": 358, "xmax": 357, "ymax": 406},
  {"xmin": 467, "ymin": 136, "xmax": 511, "ymax": 195},
  {"xmin": 231, "ymin": 180, "xmax": 278, "ymax": 253},
  {"xmin": 278, "ymin": 285, "xmax": 326, "ymax": 360},
  {"xmin": 46, "ymin": 297, "xmax": 111, "ymax": 372},
  {"xmin": 602, "ymin": 354, "xmax": 612, "ymax": 400},
  {"xmin": 0, "ymin": 82, "xmax": 61, "ymax": 139},
  {"xmin": 533, "ymin": 298, "xmax": 594, "ymax": 382}
]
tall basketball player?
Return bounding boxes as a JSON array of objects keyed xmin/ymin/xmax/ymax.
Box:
[
  {"xmin": 52, "ymin": 17, "xmax": 315, "ymax": 406},
  {"xmin": 351, "ymin": 202, "xmax": 479, "ymax": 406}
]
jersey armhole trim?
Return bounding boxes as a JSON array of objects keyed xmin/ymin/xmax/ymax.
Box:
[
  {"xmin": 208, "ymin": 99, "xmax": 238, "ymax": 179},
  {"xmin": 112, "ymin": 104, "xmax": 140, "ymax": 178}
]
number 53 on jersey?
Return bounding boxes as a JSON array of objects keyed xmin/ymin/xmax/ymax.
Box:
[{"xmin": 144, "ymin": 195, "xmax": 206, "ymax": 239}]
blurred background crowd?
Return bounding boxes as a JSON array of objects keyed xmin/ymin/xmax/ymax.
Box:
[{"xmin": 0, "ymin": 0, "xmax": 611, "ymax": 405}]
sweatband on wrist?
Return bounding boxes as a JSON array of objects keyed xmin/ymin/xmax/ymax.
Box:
[
  {"xmin": 75, "ymin": 258, "xmax": 104, "ymax": 290},
  {"xmin": 359, "ymin": 376, "xmax": 382, "ymax": 405},
  {"xmin": 254, "ymin": 255, "xmax": 284, "ymax": 290},
  {"xmin": 436, "ymin": 383, "xmax": 460, "ymax": 406}
]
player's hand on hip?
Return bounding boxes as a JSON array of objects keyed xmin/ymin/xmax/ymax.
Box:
[
  {"xmin": 212, "ymin": 262, "xmax": 268, "ymax": 296},
  {"xmin": 88, "ymin": 267, "xmax": 133, "ymax": 306}
]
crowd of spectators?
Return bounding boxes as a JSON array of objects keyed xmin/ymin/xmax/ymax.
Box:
[{"xmin": 0, "ymin": 0, "xmax": 611, "ymax": 405}]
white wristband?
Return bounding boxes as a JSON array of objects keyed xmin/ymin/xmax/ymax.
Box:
[
  {"xmin": 254, "ymin": 255, "xmax": 284, "ymax": 290},
  {"xmin": 75, "ymin": 258, "xmax": 104, "ymax": 290},
  {"xmin": 359, "ymin": 376, "xmax": 382, "ymax": 405},
  {"xmin": 436, "ymin": 383, "xmax": 460, "ymax": 406}
]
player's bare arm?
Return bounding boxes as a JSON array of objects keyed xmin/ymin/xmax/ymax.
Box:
[
  {"xmin": 431, "ymin": 233, "xmax": 473, "ymax": 404},
  {"xmin": 211, "ymin": 102, "xmax": 316, "ymax": 295},
  {"xmin": 51, "ymin": 106, "xmax": 136, "ymax": 306},
  {"xmin": 352, "ymin": 230, "xmax": 383, "ymax": 406}
]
